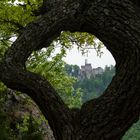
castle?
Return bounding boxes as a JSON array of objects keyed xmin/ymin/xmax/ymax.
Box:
[{"xmin": 79, "ymin": 59, "xmax": 104, "ymax": 79}]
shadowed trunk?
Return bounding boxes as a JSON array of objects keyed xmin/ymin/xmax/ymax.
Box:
[{"xmin": 0, "ymin": 0, "xmax": 140, "ymax": 139}]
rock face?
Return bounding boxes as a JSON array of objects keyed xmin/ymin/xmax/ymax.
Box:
[{"xmin": 4, "ymin": 89, "xmax": 55, "ymax": 140}]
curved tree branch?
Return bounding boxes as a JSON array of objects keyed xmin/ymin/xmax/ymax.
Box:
[
  {"xmin": 0, "ymin": 0, "xmax": 82, "ymax": 138},
  {"xmin": 0, "ymin": 0, "xmax": 140, "ymax": 139}
]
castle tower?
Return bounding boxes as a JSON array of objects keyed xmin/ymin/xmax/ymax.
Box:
[{"xmin": 85, "ymin": 59, "xmax": 88, "ymax": 65}]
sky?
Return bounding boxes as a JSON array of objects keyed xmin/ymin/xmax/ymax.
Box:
[
  {"xmin": 62, "ymin": 47, "xmax": 116, "ymax": 69},
  {"xmin": 11, "ymin": 37, "xmax": 115, "ymax": 69},
  {"xmin": 11, "ymin": 33, "xmax": 115, "ymax": 69}
]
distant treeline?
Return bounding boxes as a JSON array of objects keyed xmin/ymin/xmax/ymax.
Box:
[{"xmin": 65, "ymin": 64, "xmax": 115, "ymax": 102}]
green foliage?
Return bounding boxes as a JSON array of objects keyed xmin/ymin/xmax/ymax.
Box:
[
  {"xmin": 0, "ymin": 87, "xmax": 46, "ymax": 140},
  {"xmin": 0, "ymin": 111, "xmax": 16, "ymax": 140},
  {"xmin": 65, "ymin": 64, "xmax": 80, "ymax": 77},
  {"xmin": 58, "ymin": 32, "xmax": 103, "ymax": 56},
  {"xmin": 16, "ymin": 113, "xmax": 44, "ymax": 140},
  {"xmin": 0, "ymin": 86, "xmax": 16, "ymax": 140},
  {"xmin": 27, "ymin": 47, "xmax": 82, "ymax": 108},
  {"xmin": 0, "ymin": 0, "xmax": 41, "ymax": 36},
  {"xmin": 123, "ymin": 119, "xmax": 140, "ymax": 140},
  {"xmin": 65, "ymin": 64, "xmax": 140, "ymax": 140},
  {"xmin": 0, "ymin": 0, "xmax": 42, "ymax": 60},
  {"xmin": 0, "ymin": 0, "xmax": 100, "ymax": 109},
  {"xmin": 0, "ymin": 82, "xmax": 7, "ymax": 94},
  {"xmin": 65, "ymin": 64, "xmax": 115, "ymax": 102},
  {"xmin": 0, "ymin": 0, "xmax": 102, "ymax": 57}
]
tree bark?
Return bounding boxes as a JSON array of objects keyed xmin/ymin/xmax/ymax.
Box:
[{"xmin": 0, "ymin": 0, "xmax": 140, "ymax": 139}]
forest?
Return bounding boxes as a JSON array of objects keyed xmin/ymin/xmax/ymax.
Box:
[
  {"xmin": 65, "ymin": 64, "xmax": 115, "ymax": 102},
  {"xmin": 0, "ymin": 0, "xmax": 140, "ymax": 140}
]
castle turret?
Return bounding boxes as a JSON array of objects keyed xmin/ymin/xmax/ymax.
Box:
[{"xmin": 85, "ymin": 59, "xmax": 88, "ymax": 65}]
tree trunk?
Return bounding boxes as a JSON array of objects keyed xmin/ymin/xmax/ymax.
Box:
[{"xmin": 0, "ymin": 0, "xmax": 140, "ymax": 139}]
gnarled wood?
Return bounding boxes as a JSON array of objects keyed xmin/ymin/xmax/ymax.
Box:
[{"xmin": 0, "ymin": 0, "xmax": 140, "ymax": 139}]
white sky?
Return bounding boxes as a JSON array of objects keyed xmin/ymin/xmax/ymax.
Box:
[
  {"xmin": 11, "ymin": 35, "xmax": 115, "ymax": 69},
  {"xmin": 62, "ymin": 47, "xmax": 116, "ymax": 69},
  {"xmin": 11, "ymin": 37, "xmax": 115, "ymax": 69}
]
